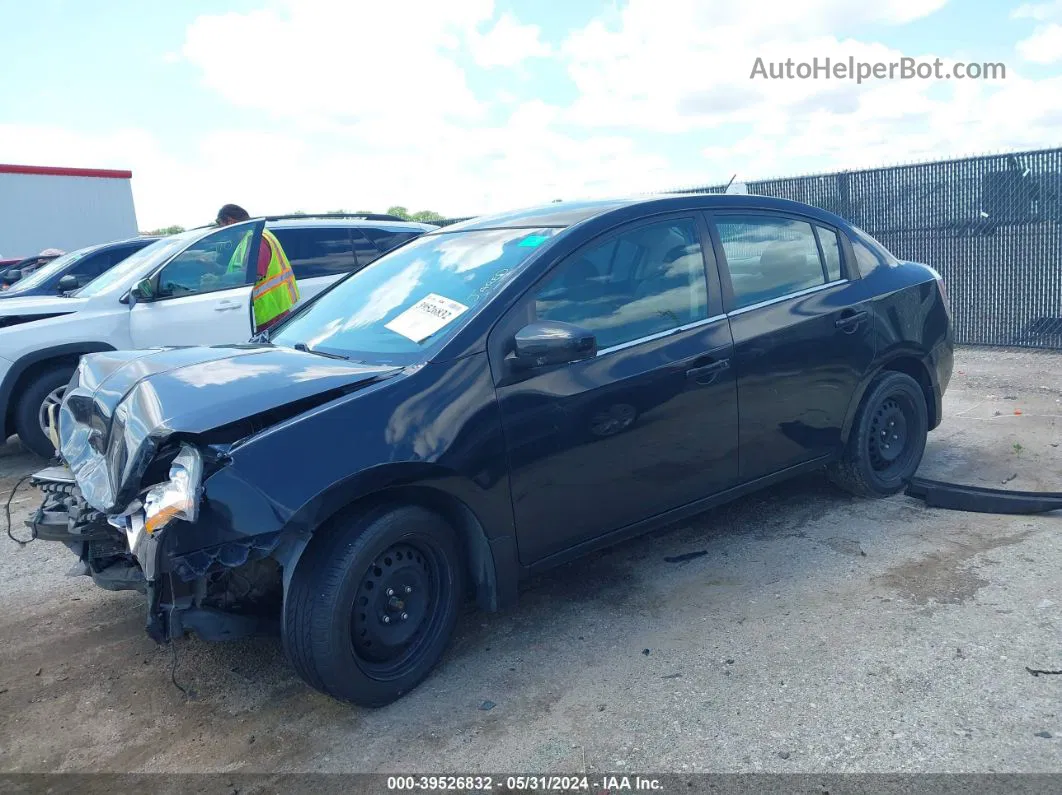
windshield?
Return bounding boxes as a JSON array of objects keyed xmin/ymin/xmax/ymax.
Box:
[
  {"xmin": 76, "ymin": 231, "xmax": 202, "ymax": 297},
  {"xmin": 271, "ymin": 227, "xmax": 561, "ymax": 364},
  {"xmin": 4, "ymin": 249, "xmax": 90, "ymax": 293}
]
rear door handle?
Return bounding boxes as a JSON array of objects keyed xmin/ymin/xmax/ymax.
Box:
[
  {"xmin": 214, "ymin": 301, "xmax": 242, "ymax": 312},
  {"xmin": 835, "ymin": 310, "xmax": 868, "ymax": 330},
  {"xmin": 686, "ymin": 358, "xmax": 730, "ymax": 384}
]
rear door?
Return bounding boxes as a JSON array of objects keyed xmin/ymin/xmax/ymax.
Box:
[
  {"xmin": 492, "ymin": 214, "xmax": 739, "ymax": 564},
  {"xmin": 129, "ymin": 221, "xmax": 263, "ymax": 348},
  {"xmin": 709, "ymin": 211, "xmax": 876, "ymax": 480}
]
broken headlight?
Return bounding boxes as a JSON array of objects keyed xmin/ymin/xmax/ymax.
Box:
[{"xmin": 143, "ymin": 444, "xmax": 204, "ymax": 535}]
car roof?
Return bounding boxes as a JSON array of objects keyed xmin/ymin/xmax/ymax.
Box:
[
  {"xmin": 266, "ymin": 218, "xmax": 438, "ymax": 232},
  {"xmin": 436, "ymin": 194, "xmax": 850, "ymax": 233}
]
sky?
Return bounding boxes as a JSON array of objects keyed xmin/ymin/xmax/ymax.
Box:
[{"xmin": 1, "ymin": 0, "xmax": 1060, "ymax": 230}]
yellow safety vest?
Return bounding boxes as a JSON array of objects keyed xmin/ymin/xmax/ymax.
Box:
[{"xmin": 228, "ymin": 229, "xmax": 300, "ymax": 330}]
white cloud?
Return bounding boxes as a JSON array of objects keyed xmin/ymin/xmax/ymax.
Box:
[
  {"xmin": 1011, "ymin": 0, "xmax": 1062, "ymax": 20},
  {"xmin": 561, "ymin": 0, "xmax": 1062, "ymax": 186},
  {"xmin": 181, "ymin": 1, "xmax": 490, "ymax": 126},
  {"xmin": 1017, "ymin": 23, "xmax": 1062, "ymax": 62},
  {"xmin": 469, "ymin": 13, "xmax": 552, "ymax": 68}
]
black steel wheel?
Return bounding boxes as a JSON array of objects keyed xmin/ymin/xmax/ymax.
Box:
[
  {"xmin": 283, "ymin": 505, "xmax": 463, "ymax": 706},
  {"xmin": 828, "ymin": 371, "xmax": 929, "ymax": 498}
]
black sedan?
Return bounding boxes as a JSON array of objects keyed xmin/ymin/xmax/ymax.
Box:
[{"xmin": 31, "ymin": 194, "xmax": 953, "ymax": 706}]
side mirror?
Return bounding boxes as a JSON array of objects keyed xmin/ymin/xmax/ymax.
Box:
[
  {"xmin": 511, "ymin": 320, "xmax": 597, "ymax": 370},
  {"xmin": 57, "ymin": 274, "xmax": 79, "ymax": 292},
  {"xmin": 130, "ymin": 277, "xmax": 154, "ymax": 303}
]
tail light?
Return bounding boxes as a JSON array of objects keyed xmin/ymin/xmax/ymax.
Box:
[{"xmin": 926, "ymin": 266, "xmax": 951, "ymax": 316}]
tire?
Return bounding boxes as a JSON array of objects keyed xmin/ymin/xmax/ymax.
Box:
[
  {"xmin": 14, "ymin": 366, "xmax": 74, "ymax": 459},
  {"xmin": 283, "ymin": 504, "xmax": 464, "ymax": 707},
  {"xmin": 827, "ymin": 371, "xmax": 928, "ymax": 498}
]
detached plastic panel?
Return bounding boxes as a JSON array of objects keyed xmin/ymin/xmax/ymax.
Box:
[{"xmin": 906, "ymin": 477, "xmax": 1062, "ymax": 514}]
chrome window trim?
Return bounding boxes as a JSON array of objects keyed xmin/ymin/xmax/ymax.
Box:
[
  {"xmin": 728, "ymin": 279, "xmax": 848, "ymax": 316},
  {"xmin": 596, "ymin": 313, "xmax": 728, "ymax": 357}
]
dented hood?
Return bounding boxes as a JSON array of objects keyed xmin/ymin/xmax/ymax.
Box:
[{"xmin": 59, "ymin": 345, "xmax": 401, "ymax": 513}]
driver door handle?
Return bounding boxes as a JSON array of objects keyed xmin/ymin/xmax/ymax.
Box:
[{"xmin": 214, "ymin": 301, "xmax": 242, "ymax": 312}]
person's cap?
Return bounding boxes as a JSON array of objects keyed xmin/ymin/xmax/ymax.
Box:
[
  {"xmin": 39, "ymin": 248, "xmax": 65, "ymax": 256},
  {"xmin": 216, "ymin": 204, "xmax": 250, "ymax": 224}
]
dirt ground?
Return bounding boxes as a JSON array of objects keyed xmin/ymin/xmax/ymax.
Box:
[{"xmin": 0, "ymin": 347, "xmax": 1060, "ymax": 775}]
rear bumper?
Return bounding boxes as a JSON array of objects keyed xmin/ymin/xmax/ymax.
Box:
[{"xmin": 927, "ymin": 338, "xmax": 953, "ymax": 430}]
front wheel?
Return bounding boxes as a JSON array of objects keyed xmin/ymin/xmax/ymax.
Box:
[
  {"xmin": 14, "ymin": 366, "xmax": 74, "ymax": 459},
  {"xmin": 828, "ymin": 371, "xmax": 929, "ymax": 498},
  {"xmin": 283, "ymin": 504, "xmax": 464, "ymax": 706}
]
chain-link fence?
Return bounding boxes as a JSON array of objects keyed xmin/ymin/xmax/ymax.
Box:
[{"xmin": 436, "ymin": 147, "xmax": 1062, "ymax": 348}]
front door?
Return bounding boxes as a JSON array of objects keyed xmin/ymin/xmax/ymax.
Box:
[
  {"xmin": 710, "ymin": 211, "xmax": 877, "ymax": 481},
  {"xmin": 493, "ymin": 215, "xmax": 739, "ymax": 565},
  {"xmin": 129, "ymin": 220, "xmax": 264, "ymax": 348}
]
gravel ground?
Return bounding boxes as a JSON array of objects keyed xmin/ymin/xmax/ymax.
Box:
[{"xmin": 0, "ymin": 347, "xmax": 1060, "ymax": 775}]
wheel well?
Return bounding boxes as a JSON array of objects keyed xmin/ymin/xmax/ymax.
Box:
[
  {"xmin": 286, "ymin": 485, "xmax": 501, "ymax": 613},
  {"xmin": 881, "ymin": 356, "xmax": 936, "ymax": 428},
  {"xmin": 4, "ymin": 354, "xmax": 80, "ymax": 438}
]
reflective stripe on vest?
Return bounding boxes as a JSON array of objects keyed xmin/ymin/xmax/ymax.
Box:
[{"xmin": 251, "ymin": 230, "xmax": 300, "ymax": 330}]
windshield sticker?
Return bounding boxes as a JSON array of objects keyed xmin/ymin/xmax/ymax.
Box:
[
  {"xmin": 518, "ymin": 234, "xmax": 550, "ymax": 247},
  {"xmin": 385, "ymin": 293, "xmax": 470, "ymax": 343}
]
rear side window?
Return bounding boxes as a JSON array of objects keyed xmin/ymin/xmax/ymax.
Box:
[
  {"xmin": 361, "ymin": 228, "xmax": 420, "ymax": 259},
  {"xmin": 351, "ymin": 230, "xmax": 381, "ymax": 268},
  {"xmin": 273, "ymin": 228, "xmax": 355, "ymax": 279},
  {"xmin": 716, "ymin": 215, "xmax": 828, "ymax": 309},
  {"xmin": 849, "ymin": 226, "xmax": 899, "ymax": 275},
  {"xmin": 814, "ymin": 226, "xmax": 843, "ymax": 282}
]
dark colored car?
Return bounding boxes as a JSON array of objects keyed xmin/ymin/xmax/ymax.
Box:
[
  {"xmin": 0, "ymin": 253, "xmax": 62, "ymax": 290},
  {"xmin": 29, "ymin": 194, "xmax": 953, "ymax": 706},
  {"xmin": 0, "ymin": 237, "xmax": 160, "ymax": 299}
]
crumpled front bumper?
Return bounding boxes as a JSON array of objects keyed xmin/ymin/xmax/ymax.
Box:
[
  {"xmin": 28, "ymin": 465, "xmax": 167, "ymax": 640},
  {"xmin": 29, "ymin": 465, "xmax": 281, "ymax": 644}
]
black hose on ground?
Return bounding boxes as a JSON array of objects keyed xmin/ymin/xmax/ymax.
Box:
[{"xmin": 4, "ymin": 474, "xmax": 34, "ymax": 546}]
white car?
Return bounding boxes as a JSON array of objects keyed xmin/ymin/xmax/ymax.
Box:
[{"xmin": 0, "ymin": 215, "xmax": 436, "ymax": 456}]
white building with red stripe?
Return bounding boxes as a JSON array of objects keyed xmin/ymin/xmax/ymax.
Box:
[{"xmin": 0, "ymin": 164, "xmax": 139, "ymax": 259}]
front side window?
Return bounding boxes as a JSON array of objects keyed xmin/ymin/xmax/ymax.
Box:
[
  {"xmin": 155, "ymin": 225, "xmax": 256, "ymax": 298},
  {"xmin": 4, "ymin": 249, "xmax": 88, "ymax": 293},
  {"xmin": 65, "ymin": 251, "xmax": 113, "ymax": 285},
  {"xmin": 76, "ymin": 232, "xmax": 200, "ymax": 297},
  {"xmin": 533, "ymin": 219, "xmax": 709, "ymax": 350},
  {"xmin": 271, "ymin": 227, "xmax": 561, "ymax": 364},
  {"xmin": 716, "ymin": 215, "xmax": 827, "ymax": 309}
]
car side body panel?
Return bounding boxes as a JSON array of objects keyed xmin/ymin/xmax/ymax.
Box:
[{"xmin": 181, "ymin": 354, "xmax": 518, "ymax": 605}]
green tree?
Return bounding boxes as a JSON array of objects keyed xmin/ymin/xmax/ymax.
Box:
[
  {"xmin": 328, "ymin": 208, "xmax": 347, "ymax": 214},
  {"xmin": 143, "ymin": 224, "xmax": 185, "ymax": 235},
  {"xmin": 386, "ymin": 205, "xmax": 411, "ymax": 220},
  {"xmin": 410, "ymin": 210, "xmax": 445, "ymax": 222}
]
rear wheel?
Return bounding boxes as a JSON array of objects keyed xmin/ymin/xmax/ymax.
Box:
[
  {"xmin": 828, "ymin": 371, "xmax": 928, "ymax": 498},
  {"xmin": 283, "ymin": 504, "xmax": 464, "ymax": 706},
  {"xmin": 14, "ymin": 366, "xmax": 74, "ymax": 459}
]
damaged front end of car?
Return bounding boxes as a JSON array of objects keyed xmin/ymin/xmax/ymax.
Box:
[{"xmin": 26, "ymin": 345, "xmax": 401, "ymax": 644}]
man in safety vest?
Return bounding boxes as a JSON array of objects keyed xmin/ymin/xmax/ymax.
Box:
[{"xmin": 214, "ymin": 203, "xmax": 300, "ymax": 334}]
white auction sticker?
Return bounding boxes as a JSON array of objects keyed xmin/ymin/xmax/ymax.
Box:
[{"xmin": 385, "ymin": 293, "xmax": 470, "ymax": 343}]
